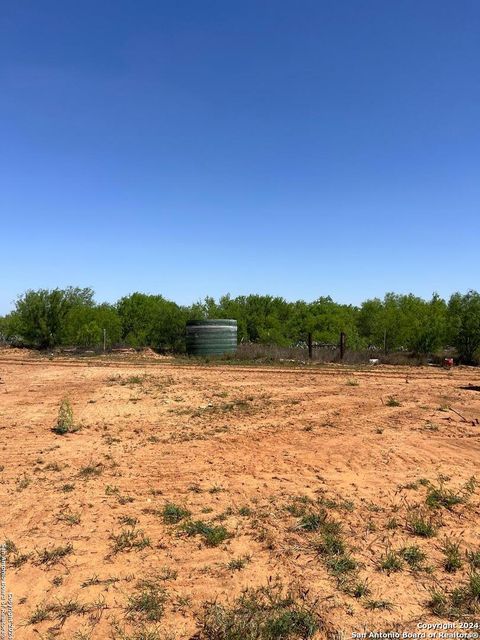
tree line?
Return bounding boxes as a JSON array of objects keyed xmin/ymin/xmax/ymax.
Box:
[{"xmin": 0, "ymin": 287, "xmax": 480, "ymax": 363}]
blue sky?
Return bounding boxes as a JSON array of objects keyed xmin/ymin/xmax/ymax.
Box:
[{"xmin": 1, "ymin": 1, "xmax": 479, "ymax": 314}]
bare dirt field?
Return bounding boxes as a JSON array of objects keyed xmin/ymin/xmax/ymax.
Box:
[{"xmin": 1, "ymin": 348, "xmax": 480, "ymax": 639}]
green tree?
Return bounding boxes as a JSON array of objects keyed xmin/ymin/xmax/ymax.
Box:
[
  {"xmin": 117, "ymin": 293, "xmax": 187, "ymax": 351},
  {"xmin": 308, "ymin": 297, "xmax": 362, "ymax": 348},
  {"xmin": 447, "ymin": 291, "xmax": 480, "ymax": 364},
  {"xmin": 13, "ymin": 287, "xmax": 94, "ymax": 348},
  {"xmin": 63, "ymin": 304, "xmax": 122, "ymax": 348},
  {"xmin": 0, "ymin": 313, "xmax": 22, "ymax": 342}
]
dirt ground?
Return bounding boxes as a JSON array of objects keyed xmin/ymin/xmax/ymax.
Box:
[{"xmin": 1, "ymin": 348, "xmax": 480, "ymax": 639}]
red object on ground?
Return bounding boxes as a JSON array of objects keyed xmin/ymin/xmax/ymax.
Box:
[{"xmin": 443, "ymin": 358, "xmax": 454, "ymax": 368}]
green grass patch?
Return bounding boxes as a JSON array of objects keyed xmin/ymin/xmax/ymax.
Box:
[
  {"xmin": 126, "ymin": 580, "xmax": 167, "ymax": 623},
  {"xmin": 110, "ymin": 528, "xmax": 151, "ymax": 554},
  {"xmin": 428, "ymin": 573, "xmax": 480, "ymax": 618},
  {"xmin": 406, "ymin": 510, "xmax": 436, "ymax": 538},
  {"xmin": 162, "ymin": 503, "xmax": 191, "ymax": 524},
  {"xmin": 379, "ymin": 550, "xmax": 403, "ymax": 574},
  {"xmin": 400, "ymin": 546, "xmax": 426, "ymax": 570},
  {"xmin": 35, "ymin": 543, "xmax": 73, "ymax": 567},
  {"xmin": 441, "ymin": 538, "xmax": 463, "ymax": 573},
  {"xmin": 197, "ymin": 580, "xmax": 319, "ymax": 639},
  {"xmin": 181, "ymin": 520, "xmax": 231, "ymax": 547}
]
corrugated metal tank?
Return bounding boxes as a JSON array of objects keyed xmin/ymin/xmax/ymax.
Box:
[{"xmin": 186, "ymin": 319, "xmax": 237, "ymax": 356}]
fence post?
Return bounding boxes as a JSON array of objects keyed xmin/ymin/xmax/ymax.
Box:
[
  {"xmin": 308, "ymin": 333, "xmax": 313, "ymax": 360},
  {"xmin": 340, "ymin": 332, "xmax": 346, "ymax": 360}
]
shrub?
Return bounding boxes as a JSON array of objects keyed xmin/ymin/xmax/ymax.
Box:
[{"xmin": 52, "ymin": 398, "xmax": 75, "ymax": 435}]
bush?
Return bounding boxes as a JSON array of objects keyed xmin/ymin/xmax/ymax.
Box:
[{"xmin": 52, "ymin": 398, "xmax": 75, "ymax": 435}]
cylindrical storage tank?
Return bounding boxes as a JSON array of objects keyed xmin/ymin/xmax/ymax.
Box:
[{"xmin": 186, "ymin": 319, "xmax": 237, "ymax": 356}]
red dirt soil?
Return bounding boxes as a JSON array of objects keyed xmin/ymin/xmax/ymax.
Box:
[{"xmin": 1, "ymin": 348, "xmax": 480, "ymax": 638}]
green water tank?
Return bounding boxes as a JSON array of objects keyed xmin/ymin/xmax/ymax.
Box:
[{"xmin": 186, "ymin": 319, "xmax": 237, "ymax": 356}]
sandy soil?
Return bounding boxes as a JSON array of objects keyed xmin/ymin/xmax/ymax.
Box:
[{"xmin": 1, "ymin": 348, "xmax": 480, "ymax": 639}]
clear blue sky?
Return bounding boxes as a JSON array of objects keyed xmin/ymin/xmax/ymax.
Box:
[{"xmin": 1, "ymin": 1, "xmax": 479, "ymax": 314}]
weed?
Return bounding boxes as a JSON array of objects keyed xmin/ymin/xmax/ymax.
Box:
[
  {"xmin": 11, "ymin": 552, "xmax": 30, "ymax": 568},
  {"xmin": 157, "ymin": 567, "xmax": 178, "ymax": 581},
  {"xmin": 379, "ymin": 550, "xmax": 403, "ymax": 574},
  {"xmin": 315, "ymin": 532, "xmax": 345, "ymax": 557},
  {"xmin": 78, "ymin": 462, "xmax": 103, "ymax": 478},
  {"xmin": 463, "ymin": 476, "xmax": 478, "ymax": 495},
  {"xmin": 5, "ymin": 541, "xmax": 30, "ymax": 569},
  {"xmin": 238, "ymin": 506, "xmax": 252, "ymax": 517},
  {"xmin": 318, "ymin": 496, "xmax": 355, "ymax": 512},
  {"xmin": 406, "ymin": 510, "xmax": 436, "ymax": 537},
  {"xmin": 126, "ymin": 582, "xmax": 167, "ymax": 622},
  {"xmin": 4, "ymin": 540, "xmax": 17, "ymax": 555},
  {"xmin": 386, "ymin": 396, "xmax": 401, "ymax": 407},
  {"xmin": 110, "ymin": 528, "xmax": 151, "ymax": 554},
  {"xmin": 386, "ymin": 518, "xmax": 398, "ymax": 530},
  {"xmin": 428, "ymin": 589, "xmax": 449, "ymax": 616},
  {"xmin": 162, "ymin": 503, "xmax": 191, "ymax": 524},
  {"xmin": 29, "ymin": 602, "xmax": 56, "ymax": 623},
  {"xmin": 400, "ymin": 546, "xmax": 426, "ymax": 570},
  {"xmin": 28, "ymin": 597, "xmax": 100, "ymax": 625},
  {"xmin": 346, "ymin": 379, "xmax": 359, "ymax": 386},
  {"xmin": 109, "ymin": 624, "xmax": 166, "ymax": 640},
  {"xmin": 16, "ymin": 474, "xmax": 31, "ymax": 492},
  {"xmin": 208, "ymin": 485, "xmax": 224, "ymax": 494},
  {"xmin": 214, "ymin": 509, "xmax": 234, "ymax": 522},
  {"xmin": 81, "ymin": 575, "xmax": 121, "ymax": 588},
  {"xmin": 285, "ymin": 496, "xmax": 312, "ymax": 517},
  {"xmin": 61, "ymin": 483, "xmax": 75, "ymax": 492},
  {"xmin": 426, "ymin": 482, "xmax": 464, "ymax": 510},
  {"xmin": 173, "ymin": 595, "xmax": 192, "ymax": 612},
  {"xmin": 36, "ymin": 543, "xmax": 73, "ymax": 567},
  {"xmin": 428, "ymin": 573, "xmax": 480, "ymax": 617},
  {"xmin": 52, "ymin": 397, "xmax": 77, "ymax": 435},
  {"xmin": 349, "ymin": 580, "xmax": 371, "ymax": 598},
  {"xmin": 197, "ymin": 580, "xmax": 319, "ymax": 639},
  {"xmin": 227, "ymin": 555, "xmax": 251, "ymax": 571},
  {"xmin": 181, "ymin": 520, "xmax": 230, "ymax": 547},
  {"xmin": 364, "ymin": 599, "xmax": 393, "ymax": 610},
  {"xmin": 467, "ymin": 550, "xmax": 480, "ymax": 569},
  {"xmin": 325, "ymin": 553, "xmax": 357, "ymax": 576},
  {"xmin": 58, "ymin": 510, "xmax": 81, "ymax": 526},
  {"xmin": 441, "ymin": 538, "xmax": 463, "ymax": 573},
  {"xmin": 298, "ymin": 511, "xmax": 326, "ymax": 532},
  {"xmin": 119, "ymin": 516, "xmax": 139, "ymax": 527},
  {"xmin": 45, "ymin": 462, "xmax": 62, "ymax": 471}
]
